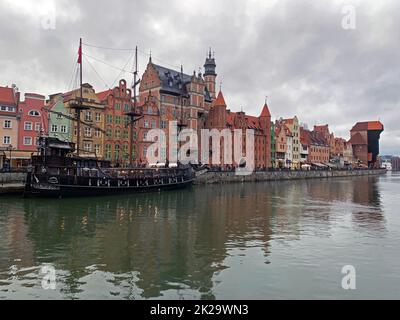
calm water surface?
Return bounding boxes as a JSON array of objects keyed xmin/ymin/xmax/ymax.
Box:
[{"xmin": 0, "ymin": 173, "xmax": 399, "ymax": 300}]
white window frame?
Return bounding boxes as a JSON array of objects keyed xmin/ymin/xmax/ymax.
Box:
[
  {"xmin": 3, "ymin": 120, "xmax": 12, "ymax": 129},
  {"xmin": 51, "ymin": 124, "xmax": 58, "ymax": 133},
  {"xmin": 23, "ymin": 136, "xmax": 33, "ymax": 146},
  {"xmin": 3, "ymin": 136, "xmax": 11, "ymax": 144},
  {"xmin": 24, "ymin": 122, "xmax": 33, "ymax": 131}
]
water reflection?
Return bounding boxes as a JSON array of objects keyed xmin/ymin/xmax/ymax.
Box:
[{"xmin": 0, "ymin": 175, "xmax": 389, "ymax": 299}]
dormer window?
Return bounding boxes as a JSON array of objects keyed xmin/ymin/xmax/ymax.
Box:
[{"xmin": 28, "ymin": 110, "xmax": 41, "ymax": 117}]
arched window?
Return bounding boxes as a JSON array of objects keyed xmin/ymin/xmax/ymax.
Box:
[{"xmin": 29, "ymin": 110, "xmax": 40, "ymax": 117}]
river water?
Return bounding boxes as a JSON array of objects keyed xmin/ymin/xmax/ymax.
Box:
[{"xmin": 0, "ymin": 173, "xmax": 399, "ymax": 300}]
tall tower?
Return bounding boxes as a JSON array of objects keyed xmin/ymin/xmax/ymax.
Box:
[{"xmin": 204, "ymin": 48, "xmax": 217, "ymax": 100}]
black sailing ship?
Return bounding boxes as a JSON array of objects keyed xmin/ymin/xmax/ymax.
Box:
[
  {"xmin": 24, "ymin": 137, "xmax": 195, "ymax": 198},
  {"xmin": 24, "ymin": 39, "xmax": 196, "ymax": 198}
]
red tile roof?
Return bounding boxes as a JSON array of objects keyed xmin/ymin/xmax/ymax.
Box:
[
  {"xmin": 214, "ymin": 91, "xmax": 227, "ymax": 107},
  {"xmin": 260, "ymin": 103, "xmax": 271, "ymax": 117},
  {"xmin": 0, "ymin": 86, "xmax": 18, "ymax": 105},
  {"xmin": 97, "ymin": 89, "xmax": 112, "ymax": 102},
  {"xmin": 351, "ymin": 121, "xmax": 384, "ymax": 132}
]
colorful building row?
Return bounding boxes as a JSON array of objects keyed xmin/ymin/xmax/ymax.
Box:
[{"xmin": 1, "ymin": 50, "xmax": 384, "ymax": 170}]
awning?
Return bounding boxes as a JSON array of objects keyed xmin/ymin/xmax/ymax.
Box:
[{"xmin": 312, "ymin": 163, "xmax": 327, "ymax": 168}]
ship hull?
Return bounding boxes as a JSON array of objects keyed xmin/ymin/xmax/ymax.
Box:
[{"xmin": 24, "ymin": 172, "xmax": 195, "ymax": 198}]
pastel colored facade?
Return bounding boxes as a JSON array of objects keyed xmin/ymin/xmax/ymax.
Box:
[
  {"xmin": 270, "ymin": 122, "xmax": 276, "ymax": 168},
  {"xmin": 349, "ymin": 121, "xmax": 384, "ymax": 168},
  {"xmin": 97, "ymin": 80, "xmax": 133, "ymax": 166},
  {"xmin": 309, "ymin": 134, "xmax": 330, "ymax": 163},
  {"xmin": 282, "ymin": 117, "xmax": 300, "ymax": 168},
  {"xmin": 0, "ymin": 85, "xmax": 19, "ymax": 169},
  {"xmin": 275, "ymin": 125, "xmax": 287, "ymax": 168},
  {"xmin": 18, "ymin": 93, "xmax": 47, "ymax": 152},
  {"xmin": 47, "ymin": 94, "xmax": 73, "ymax": 142},
  {"xmin": 299, "ymin": 128, "xmax": 309, "ymax": 164},
  {"xmin": 64, "ymin": 83, "xmax": 105, "ymax": 158},
  {"xmin": 284, "ymin": 126, "xmax": 293, "ymax": 168},
  {"xmin": 301, "ymin": 128, "xmax": 330, "ymax": 164},
  {"xmin": 0, "ymin": 85, "xmax": 19, "ymax": 150},
  {"xmin": 205, "ymin": 92, "xmax": 272, "ymax": 168},
  {"xmin": 343, "ymin": 141, "xmax": 354, "ymax": 165}
]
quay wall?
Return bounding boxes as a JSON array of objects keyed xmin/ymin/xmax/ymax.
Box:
[
  {"xmin": 194, "ymin": 169, "xmax": 387, "ymax": 185},
  {"xmin": 0, "ymin": 172, "xmax": 26, "ymax": 185}
]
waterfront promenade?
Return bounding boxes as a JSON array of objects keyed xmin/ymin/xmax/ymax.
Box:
[{"xmin": 0, "ymin": 169, "xmax": 386, "ymax": 196}]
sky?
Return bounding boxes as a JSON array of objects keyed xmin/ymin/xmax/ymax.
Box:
[{"xmin": 0, "ymin": 0, "xmax": 399, "ymax": 155}]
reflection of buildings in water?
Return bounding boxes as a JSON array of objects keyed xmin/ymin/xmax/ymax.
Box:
[
  {"xmin": 0, "ymin": 201, "xmax": 34, "ymax": 272},
  {"xmin": 19, "ymin": 186, "xmax": 276, "ymax": 299},
  {"xmin": 13, "ymin": 176, "xmax": 385, "ymax": 299}
]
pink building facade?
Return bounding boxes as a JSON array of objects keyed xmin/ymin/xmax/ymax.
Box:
[{"xmin": 18, "ymin": 93, "xmax": 47, "ymax": 151}]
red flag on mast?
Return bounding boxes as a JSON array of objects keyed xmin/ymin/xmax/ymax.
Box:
[{"xmin": 77, "ymin": 42, "xmax": 82, "ymax": 64}]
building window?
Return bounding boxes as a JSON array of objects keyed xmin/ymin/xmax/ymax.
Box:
[
  {"xmin": 95, "ymin": 129, "xmax": 101, "ymax": 138},
  {"xmin": 105, "ymin": 144, "xmax": 112, "ymax": 159},
  {"xmin": 114, "ymin": 145, "xmax": 121, "ymax": 160},
  {"xmin": 3, "ymin": 120, "xmax": 12, "ymax": 129},
  {"xmin": 123, "ymin": 145, "xmax": 129, "ymax": 160},
  {"xmin": 84, "ymin": 127, "xmax": 92, "ymax": 137},
  {"xmin": 106, "ymin": 128, "xmax": 112, "ymax": 138},
  {"xmin": 123, "ymin": 130, "xmax": 129, "ymax": 139},
  {"xmin": 95, "ymin": 113, "xmax": 101, "ymax": 122},
  {"xmin": 85, "ymin": 111, "xmax": 92, "ymax": 122},
  {"xmin": 106, "ymin": 115, "xmax": 113, "ymax": 124},
  {"xmin": 28, "ymin": 110, "xmax": 40, "ymax": 117},
  {"xmin": 61, "ymin": 125, "xmax": 68, "ymax": 133},
  {"xmin": 24, "ymin": 122, "xmax": 33, "ymax": 131},
  {"xmin": 161, "ymin": 121, "xmax": 167, "ymax": 129},
  {"xmin": 0, "ymin": 106, "xmax": 15, "ymax": 112},
  {"xmin": 124, "ymin": 104, "xmax": 130, "ymax": 111},
  {"xmin": 83, "ymin": 141, "xmax": 92, "ymax": 152},
  {"xmin": 115, "ymin": 116, "xmax": 121, "ymax": 124},
  {"xmin": 35, "ymin": 123, "xmax": 41, "ymax": 132},
  {"xmin": 115, "ymin": 103, "xmax": 121, "ymax": 110},
  {"xmin": 51, "ymin": 124, "xmax": 58, "ymax": 132},
  {"xmin": 143, "ymin": 146, "xmax": 147, "ymax": 157},
  {"xmin": 151, "ymin": 120, "xmax": 156, "ymax": 128},
  {"xmin": 3, "ymin": 136, "xmax": 11, "ymax": 144},
  {"xmin": 23, "ymin": 137, "xmax": 32, "ymax": 146},
  {"xmin": 144, "ymin": 120, "xmax": 149, "ymax": 128},
  {"xmin": 124, "ymin": 116, "xmax": 129, "ymax": 126},
  {"xmin": 143, "ymin": 131, "xmax": 148, "ymax": 141},
  {"xmin": 95, "ymin": 144, "xmax": 101, "ymax": 155},
  {"xmin": 115, "ymin": 129, "xmax": 121, "ymax": 139}
]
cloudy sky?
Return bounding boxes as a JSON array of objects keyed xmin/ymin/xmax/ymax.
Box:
[{"xmin": 0, "ymin": 0, "xmax": 399, "ymax": 154}]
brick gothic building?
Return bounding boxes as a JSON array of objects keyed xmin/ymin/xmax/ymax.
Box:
[
  {"xmin": 97, "ymin": 80, "xmax": 133, "ymax": 166},
  {"xmin": 205, "ymin": 91, "xmax": 272, "ymax": 169},
  {"xmin": 138, "ymin": 51, "xmax": 272, "ymax": 168},
  {"xmin": 138, "ymin": 51, "xmax": 216, "ymax": 163},
  {"xmin": 349, "ymin": 121, "xmax": 384, "ymax": 168}
]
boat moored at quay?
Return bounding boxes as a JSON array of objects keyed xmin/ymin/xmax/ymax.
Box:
[{"xmin": 24, "ymin": 137, "xmax": 195, "ymax": 198}]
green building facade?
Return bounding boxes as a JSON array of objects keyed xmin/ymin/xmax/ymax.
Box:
[
  {"xmin": 270, "ymin": 122, "xmax": 276, "ymax": 168},
  {"xmin": 47, "ymin": 96, "xmax": 73, "ymax": 142}
]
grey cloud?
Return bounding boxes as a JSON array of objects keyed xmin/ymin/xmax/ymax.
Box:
[{"xmin": 0, "ymin": 0, "xmax": 398, "ymax": 154}]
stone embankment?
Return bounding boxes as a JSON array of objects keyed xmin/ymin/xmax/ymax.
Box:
[{"xmin": 194, "ymin": 169, "xmax": 387, "ymax": 185}]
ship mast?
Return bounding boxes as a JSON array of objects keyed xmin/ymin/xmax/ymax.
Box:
[{"xmin": 127, "ymin": 46, "xmax": 143, "ymax": 166}]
